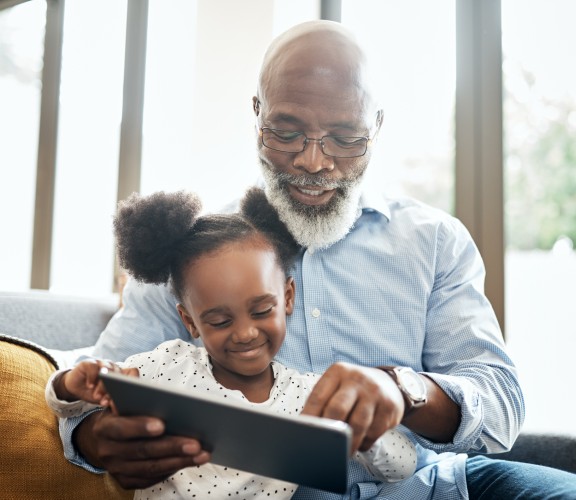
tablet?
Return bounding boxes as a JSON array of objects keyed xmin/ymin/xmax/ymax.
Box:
[{"xmin": 99, "ymin": 369, "xmax": 351, "ymax": 493}]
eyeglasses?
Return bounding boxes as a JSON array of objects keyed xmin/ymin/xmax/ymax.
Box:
[{"xmin": 259, "ymin": 127, "xmax": 371, "ymax": 158}]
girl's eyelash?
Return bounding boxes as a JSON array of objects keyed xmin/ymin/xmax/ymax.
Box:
[
  {"xmin": 207, "ymin": 306, "xmax": 275, "ymax": 326},
  {"xmin": 210, "ymin": 320, "xmax": 231, "ymax": 328},
  {"xmin": 254, "ymin": 307, "xmax": 273, "ymax": 316}
]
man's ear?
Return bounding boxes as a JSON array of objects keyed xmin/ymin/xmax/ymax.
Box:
[
  {"xmin": 375, "ymin": 109, "xmax": 384, "ymax": 133},
  {"xmin": 177, "ymin": 303, "xmax": 200, "ymax": 338},
  {"xmin": 253, "ymin": 96, "xmax": 261, "ymax": 116},
  {"xmin": 284, "ymin": 277, "xmax": 296, "ymax": 315}
]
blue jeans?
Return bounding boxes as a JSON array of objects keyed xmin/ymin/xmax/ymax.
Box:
[{"xmin": 466, "ymin": 455, "xmax": 576, "ymax": 499}]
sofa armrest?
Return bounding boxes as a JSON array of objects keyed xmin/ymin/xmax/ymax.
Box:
[
  {"xmin": 484, "ymin": 431, "xmax": 576, "ymax": 474},
  {"xmin": 0, "ymin": 334, "xmax": 131, "ymax": 499}
]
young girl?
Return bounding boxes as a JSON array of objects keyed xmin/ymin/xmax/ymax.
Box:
[{"xmin": 45, "ymin": 188, "xmax": 416, "ymax": 499}]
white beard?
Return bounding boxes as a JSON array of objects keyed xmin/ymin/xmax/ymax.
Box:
[{"xmin": 260, "ymin": 166, "xmax": 363, "ymax": 252}]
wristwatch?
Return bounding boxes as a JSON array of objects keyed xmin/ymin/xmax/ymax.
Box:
[{"xmin": 380, "ymin": 366, "xmax": 428, "ymax": 415}]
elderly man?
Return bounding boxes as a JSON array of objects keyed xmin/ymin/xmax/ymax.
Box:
[{"xmin": 61, "ymin": 20, "xmax": 575, "ymax": 499}]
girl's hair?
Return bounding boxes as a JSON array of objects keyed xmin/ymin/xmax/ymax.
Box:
[{"xmin": 113, "ymin": 187, "xmax": 300, "ymax": 302}]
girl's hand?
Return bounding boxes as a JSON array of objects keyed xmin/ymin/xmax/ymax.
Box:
[{"xmin": 56, "ymin": 359, "xmax": 139, "ymax": 407}]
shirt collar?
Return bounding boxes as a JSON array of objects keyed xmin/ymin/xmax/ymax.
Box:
[{"xmin": 359, "ymin": 186, "xmax": 391, "ymax": 221}]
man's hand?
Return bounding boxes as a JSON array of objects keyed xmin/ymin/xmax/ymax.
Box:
[
  {"xmin": 302, "ymin": 362, "xmax": 461, "ymax": 451},
  {"xmin": 301, "ymin": 362, "xmax": 405, "ymax": 453},
  {"xmin": 74, "ymin": 410, "xmax": 211, "ymax": 490}
]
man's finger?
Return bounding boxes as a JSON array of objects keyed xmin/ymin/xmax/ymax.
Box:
[
  {"xmin": 95, "ymin": 413, "xmax": 166, "ymax": 441},
  {"xmin": 108, "ymin": 455, "xmax": 199, "ymax": 489},
  {"xmin": 301, "ymin": 369, "xmax": 341, "ymax": 416}
]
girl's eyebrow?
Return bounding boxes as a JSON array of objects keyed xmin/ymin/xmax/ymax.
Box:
[
  {"xmin": 199, "ymin": 295, "xmax": 277, "ymax": 320},
  {"xmin": 249, "ymin": 294, "xmax": 277, "ymax": 305},
  {"xmin": 200, "ymin": 306, "xmax": 229, "ymax": 320}
]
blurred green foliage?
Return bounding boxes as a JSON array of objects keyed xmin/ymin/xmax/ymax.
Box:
[{"xmin": 505, "ymin": 66, "xmax": 576, "ymax": 250}]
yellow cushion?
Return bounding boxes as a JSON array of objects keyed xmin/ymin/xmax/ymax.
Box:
[{"xmin": 0, "ymin": 335, "xmax": 132, "ymax": 500}]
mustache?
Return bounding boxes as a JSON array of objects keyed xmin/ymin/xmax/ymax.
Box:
[{"xmin": 273, "ymin": 171, "xmax": 353, "ymax": 191}]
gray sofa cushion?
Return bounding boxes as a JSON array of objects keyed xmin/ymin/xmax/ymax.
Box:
[{"xmin": 0, "ymin": 290, "xmax": 119, "ymax": 350}]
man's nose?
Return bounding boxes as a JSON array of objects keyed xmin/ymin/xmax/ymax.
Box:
[{"xmin": 294, "ymin": 139, "xmax": 335, "ymax": 174}]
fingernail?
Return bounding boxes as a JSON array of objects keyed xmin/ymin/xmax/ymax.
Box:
[
  {"xmin": 182, "ymin": 443, "xmax": 198, "ymax": 455},
  {"xmin": 146, "ymin": 421, "xmax": 163, "ymax": 433}
]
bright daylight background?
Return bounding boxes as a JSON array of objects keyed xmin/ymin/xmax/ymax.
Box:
[{"xmin": 1, "ymin": 0, "xmax": 575, "ymax": 433}]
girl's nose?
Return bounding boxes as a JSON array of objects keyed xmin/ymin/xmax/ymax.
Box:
[{"xmin": 232, "ymin": 324, "xmax": 259, "ymax": 343}]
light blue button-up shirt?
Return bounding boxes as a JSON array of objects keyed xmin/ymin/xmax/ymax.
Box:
[{"xmin": 61, "ymin": 191, "xmax": 524, "ymax": 500}]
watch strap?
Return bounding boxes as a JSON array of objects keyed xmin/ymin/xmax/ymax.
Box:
[{"xmin": 379, "ymin": 365, "xmax": 427, "ymax": 416}]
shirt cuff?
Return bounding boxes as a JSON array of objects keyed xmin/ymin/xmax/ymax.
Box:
[
  {"xmin": 411, "ymin": 372, "xmax": 483, "ymax": 453},
  {"xmin": 59, "ymin": 408, "xmax": 107, "ymax": 474},
  {"xmin": 45, "ymin": 370, "xmax": 101, "ymax": 418}
]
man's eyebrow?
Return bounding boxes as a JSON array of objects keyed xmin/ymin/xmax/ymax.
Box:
[
  {"xmin": 267, "ymin": 113, "xmax": 362, "ymax": 133},
  {"xmin": 267, "ymin": 113, "xmax": 304, "ymax": 126}
]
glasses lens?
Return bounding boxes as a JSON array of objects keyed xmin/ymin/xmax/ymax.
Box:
[
  {"xmin": 322, "ymin": 136, "xmax": 368, "ymax": 158},
  {"xmin": 262, "ymin": 129, "xmax": 305, "ymax": 153},
  {"xmin": 261, "ymin": 129, "xmax": 368, "ymax": 157}
]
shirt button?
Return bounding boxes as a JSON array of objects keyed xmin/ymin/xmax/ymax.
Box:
[{"xmin": 311, "ymin": 308, "xmax": 321, "ymax": 318}]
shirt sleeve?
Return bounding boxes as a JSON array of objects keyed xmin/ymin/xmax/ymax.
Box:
[
  {"xmin": 417, "ymin": 217, "xmax": 525, "ymax": 454},
  {"xmin": 92, "ymin": 278, "xmax": 191, "ymax": 362},
  {"xmin": 45, "ymin": 369, "xmax": 101, "ymax": 418},
  {"xmin": 354, "ymin": 428, "xmax": 417, "ymax": 482},
  {"xmin": 58, "ymin": 410, "xmax": 107, "ymax": 474}
]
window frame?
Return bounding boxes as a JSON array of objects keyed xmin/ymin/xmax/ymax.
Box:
[{"xmin": 16, "ymin": 0, "xmax": 506, "ymax": 335}]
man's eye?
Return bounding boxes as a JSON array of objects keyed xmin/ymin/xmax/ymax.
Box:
[
  {"xmin": 272, "ymin": 130, "xmax": 301, "ymax": 142},
  {"xmin": 331, "ymin": 136, "xmax": 364, "ymax": 147},
  {"xmin": 253, "ymin": 306, "xmax": 273, "ymax": 317}
]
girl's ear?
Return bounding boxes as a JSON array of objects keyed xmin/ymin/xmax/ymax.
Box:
[
  {"xmin": 284, "ymin": 277, "xmax": 296, "ymax": 315},
  {"xmin": 177, "ymin": 303, "xmax": 200, "ymax": 339}
]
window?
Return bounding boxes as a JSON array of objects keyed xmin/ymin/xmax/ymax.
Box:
[
  {"xmin": 0, "ymin": 0, "xmax": 318, "ymax": 295},
  {"xmin": 140, "ymin": 0, "xmax": 318, "ymax": 212},
  {"xmin": 50, "ymin": 0, "xmax": 127, "ymax": 294},
  {"xmin": 0, "ymin": 0, "xmax": 45, "ymax": 290},
  {"xmin": 341, "ymin": 0, "xmax": 456, "ymax": 214},
  {"xmin": 502, "ymin": 0, "xmax": 576, "ymax": 433}
]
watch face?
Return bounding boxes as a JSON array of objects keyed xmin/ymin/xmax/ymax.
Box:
[{"xmin": 399, "ymin": 368, "xmax": 427, "ymax": 401}]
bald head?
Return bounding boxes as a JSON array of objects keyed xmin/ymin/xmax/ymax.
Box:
[
  {"xmin": 257, "ymin": 21, "xmax": 380, "ymax": 119},
  {"xmin": 253, "ymin": 22, "xmax": 383, "ymax": 250}
]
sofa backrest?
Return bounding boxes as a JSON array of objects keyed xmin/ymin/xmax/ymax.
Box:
[{"xmin": 0, "ymin": 290, "xmax": 119, "ymax": 350}]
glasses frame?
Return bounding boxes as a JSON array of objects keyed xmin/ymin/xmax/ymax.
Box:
[{"xmin": 259, "ymin": 127, "xmax": 372, "ymax": 158}]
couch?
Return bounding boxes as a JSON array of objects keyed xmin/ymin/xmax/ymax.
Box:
[
  {"xmin": 1, "ymin": 290, "xmax": 574, "ymax": 499},
  {"xmin": 0, "ymin": 290, "xmax": 131, "ymax": 500}
]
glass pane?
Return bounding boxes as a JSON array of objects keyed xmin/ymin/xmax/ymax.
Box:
[
  {"xmin": 50, "ymin": 0, "xmax": 127, "ymax": 295},
  {"xmin": 141, "ymin": 0, "xmax": 267, "ymax": 211},
  {"xmin": 141, "ymin": 1, "xmax": 324, "ymax": 213},
  {"xmin": 503, "ymin": 0, "xmax": 576, "ymax": 433},
  {"xmin": 140, "ymin": 1, "xmax": 199, "ymax": 201},
  {"xmin": 0, "ymin": 0, "xmax": 46, "ymax": 291},
  {"xmin": 341, "ymin": 0, "xmax": 456, "ymax": 213}
]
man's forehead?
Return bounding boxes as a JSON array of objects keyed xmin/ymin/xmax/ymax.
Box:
[{"xmin": 260, "ymin": 79, "xmax": 375, "ymax": 130}]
